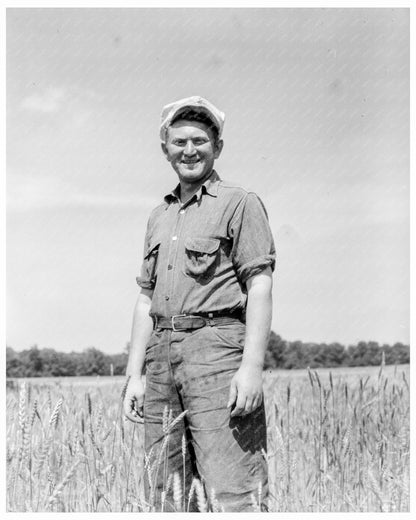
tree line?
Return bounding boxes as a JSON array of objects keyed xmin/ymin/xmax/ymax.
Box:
[
  {"xmin": 264, "ymin": 332, "xmax": 409, "ymax": 370},
  {"xmin": 6, "ymin": 333, "xmax": 409, "ymax": 378}
]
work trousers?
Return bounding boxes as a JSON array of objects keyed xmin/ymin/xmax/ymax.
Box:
[{"xmin": 143, "ymin": 320, "xmax": 268, "ymax": 512}]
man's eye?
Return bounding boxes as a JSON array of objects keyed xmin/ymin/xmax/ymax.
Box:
[
  {"xmin": 173, "ymin": 140, "xmax": 186, "ymax": 146},
  {"xmin": 193, "ymin": 139, "xmax": 207, "ymax": 145}
]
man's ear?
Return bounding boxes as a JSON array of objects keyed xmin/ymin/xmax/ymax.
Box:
[
  {"xmin": 161, "ymin": 142, "xmax": 170, "ymax": 161},
  {"xmin": 214, "ymin": 139, "xmax": 224, "ymax": 159}
]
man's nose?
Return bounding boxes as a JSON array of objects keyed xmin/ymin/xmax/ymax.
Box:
[{"xmin": 184, "ymin": 140, "xmax": 197, "ymax": 155}]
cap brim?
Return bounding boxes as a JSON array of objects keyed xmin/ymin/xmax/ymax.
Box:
[{"xmin": 170, "ymin": 105, "xmax": 220, "ymax": 129}]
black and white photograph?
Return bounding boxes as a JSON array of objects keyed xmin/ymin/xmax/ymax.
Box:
[{"xmin": 5, "ymin": 5, "xmax": 411, "ymax": 514}]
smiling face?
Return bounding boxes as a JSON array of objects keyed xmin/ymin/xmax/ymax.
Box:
[{"xmin": 161, "ymin": 119, "xmax": 223, "ymax": 185}]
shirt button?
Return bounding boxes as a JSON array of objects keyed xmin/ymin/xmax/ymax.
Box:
[
  {"xmin": 168, "ymin": 264, "xmax": 173, "ymax": 270},
  {"xmin": 179, "ymin": 209, "xmax": 185, "ymax": 214},
  {"xmin": 172, "ymin": 236, "xmax": 177, "ymax": 241},
  {"xmin": 165, "ymin": 295, "xmax": 170, "ymax": 301}
]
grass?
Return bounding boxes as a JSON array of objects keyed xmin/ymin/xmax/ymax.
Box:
[{"xmin": 6, "ymin": 363, "xmax": 410, "ymax": 512}]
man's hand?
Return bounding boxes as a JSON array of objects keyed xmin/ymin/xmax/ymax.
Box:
[
  {"xmin": 227, "ymin": 363, "xmax": 263, "ymax": 417},
  {"xmin": 226, "ymin": 268, "xmax": 272, "ymax": 418},
  {"xmin": 123, "ymin": 375, "xmax": 145, "ymax": 423}
]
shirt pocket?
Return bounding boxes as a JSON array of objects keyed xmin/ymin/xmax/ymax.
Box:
[{"xmin": 183, "ymin": 237, "xmax": 221, "ymax": 281}]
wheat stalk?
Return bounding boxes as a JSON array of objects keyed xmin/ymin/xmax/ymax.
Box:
[
  {"xmin": 181, "ymin": 433, "xmax": 186, "ymax": 511},
  {"xmin": 209, "ymin": 487, "xmax": 222, "ymax": 512},
  {"xmin": 172, "ymin": 471, "xmax": 182, "ymax": 511},
  {"xmin": 46, "ymin": 460, "xmax": 81, "ymax": 508},
  {"xmin": 187, "ymin": 477, "xmax": 197, "ymax": 512},
  {"xmin": 48, "ymin": 398, "xmax": 63, "ymax": 429},
  {"xmin": 149, "ymin": 433, "xmax": 171, "ymax": 509},
  {"xmin": 166, "ymin": 409, "xmax": 187, "ymax": 433},
  {"xmin": 160, "ymin": 490, "xmax": 166, "ymax": 512},
  {"xmin": 165, "ymin": 472, "xmax": 173, "ymax": 494},
  {"xmin": 194, "ymin": 478, "xmax": 207, "ymax": 512},
  {"xmin": 86, "ymin": 393, "xmax": 92, "ymax": 417},
  {"xmin": 5, "ymin": 365, "xmax": 410, "ymax": 513},
  {"xmin": 18, "ymin": 382, "xmax": 27, "ymax": 432},
  {"xmin": 251, "ymin": 492, "xmax": 260, "ymax": 511}
]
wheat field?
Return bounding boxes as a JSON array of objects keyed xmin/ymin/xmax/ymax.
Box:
[{"xmin": 6, "ymin": 363, "xmax": 410, "ymax": 512}]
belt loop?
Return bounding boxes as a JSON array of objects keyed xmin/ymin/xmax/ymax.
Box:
[{"xmin": 207, "ymin": 312, "xmax": 215, "ymax": 326}]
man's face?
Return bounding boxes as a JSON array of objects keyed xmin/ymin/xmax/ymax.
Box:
[{"xmin": 162, "ymin": 119, "xmax": 223, "ymax": 184}]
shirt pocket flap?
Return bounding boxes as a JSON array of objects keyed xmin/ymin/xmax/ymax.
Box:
[
  {"xmin": 184, "ymin": 237, "xmax": 220, "ymax": 255},
  {"xmin": 144, "ymin": 240, "xmax": 161, "ymax": 259}
]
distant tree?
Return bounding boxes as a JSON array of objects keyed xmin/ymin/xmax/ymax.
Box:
[
  {"xmin": 380, "ymin": 344, "xmax": 395, "ymax": 364},
  {"xmin": 365, "ymin": 341, "xmax": 382, "ymax": 365},
  {"xmin": 39, "ymin": 348, "xmax": 64, "ymax": 376},
  {"xmin": 392, "ymin": 342, "xmax": 410, "ymax": 364},
  {"xmin": 58, "ymin": 352, "xmax": 78, "ymax": 376},
  {"xmin": 307, "ymin": 343, "xmax": 327, "ymax": 368},
  {"xmin": 77, "ymin": 347, "xmax": 109, "ymax": 376},
  {"xmin": 5, "ymin": 336, "xmax": 410, "ymax": 378},
  {"xmin": 17, "ymin": 345, "xmax": 43, "ymax": 376},
  {"xmin": 282, "ymin": 340, "xmax": 307, "ymax": 369},
  {"xmin": 264, "ymin": 332, "xmax": 286, "ymax": 369},
  {"xmin": 348, "ymin": 342, "xmax": 368, "ymax": 366},
  {"xmin": 109, "ymin": 352, "xmax": 128, "ymax": 375},
  {"xmin": 325, "ymin": 342, "xmax": 348, "ymax": 366},
  {"xmin": 6, "ymin": 347, "xmax": 24, "ymax": 377}
]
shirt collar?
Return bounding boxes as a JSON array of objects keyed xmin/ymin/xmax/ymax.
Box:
[{"xmin": 163, "ymin": 169, "xmax": 221, "ymax": 204}]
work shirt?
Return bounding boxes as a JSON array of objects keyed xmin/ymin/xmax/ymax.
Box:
[{"xmin": 136, "ymin": 170, "xmax": 276, "ymax": 318}]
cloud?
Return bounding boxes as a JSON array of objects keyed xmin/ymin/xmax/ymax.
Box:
[
  {"xmin": 20, "ymin": 87, "xmax": 66, "ymax": 114},
  {"xmin": 7, "ymin": 173, "xmax": 159, "ymax": 212}
]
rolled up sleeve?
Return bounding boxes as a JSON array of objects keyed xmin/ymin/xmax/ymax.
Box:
[
  {"xmin": 136, "ymin": 222, "xmax": 159, "ymax": 290},
  {"xmin": 229, "ymin": 192, "xmax": 276, "ymax": 285}
]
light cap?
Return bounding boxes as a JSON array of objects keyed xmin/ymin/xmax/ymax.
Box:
[{"xmin": 160, "ymin": 96, "xmax": 225, "ymax": 142}]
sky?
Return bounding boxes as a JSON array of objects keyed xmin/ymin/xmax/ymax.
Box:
[{"xmin": 6, "ymin": 8, "xmax": 409, "ymax": 354}]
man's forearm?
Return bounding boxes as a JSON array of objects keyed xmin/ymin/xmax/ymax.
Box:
[
  {"xmin": 126, "ymin": 288, "xmax": 154, "ymax": 377},
  {"xmin": 241, "ymin": 267, "xmax": 273, "ymax": 370}
]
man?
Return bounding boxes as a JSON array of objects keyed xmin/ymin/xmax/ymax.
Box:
[{"xmin": 123, "ymin": 96, "xmax": 275, "ymax": 512}]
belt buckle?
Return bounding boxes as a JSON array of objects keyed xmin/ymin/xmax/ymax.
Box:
[{"xmin": 171, "ymin": 314, "xmax": 187, "ymax": 332}]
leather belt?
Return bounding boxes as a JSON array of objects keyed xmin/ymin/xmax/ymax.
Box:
[{"xmin": 153, "ymin": 313, "xmax": 243, "ymax": 331}]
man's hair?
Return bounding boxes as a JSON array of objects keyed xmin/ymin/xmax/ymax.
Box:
[{"xmin": 170, "ymin": 109, "xmax": 220, "ymax": 143}]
